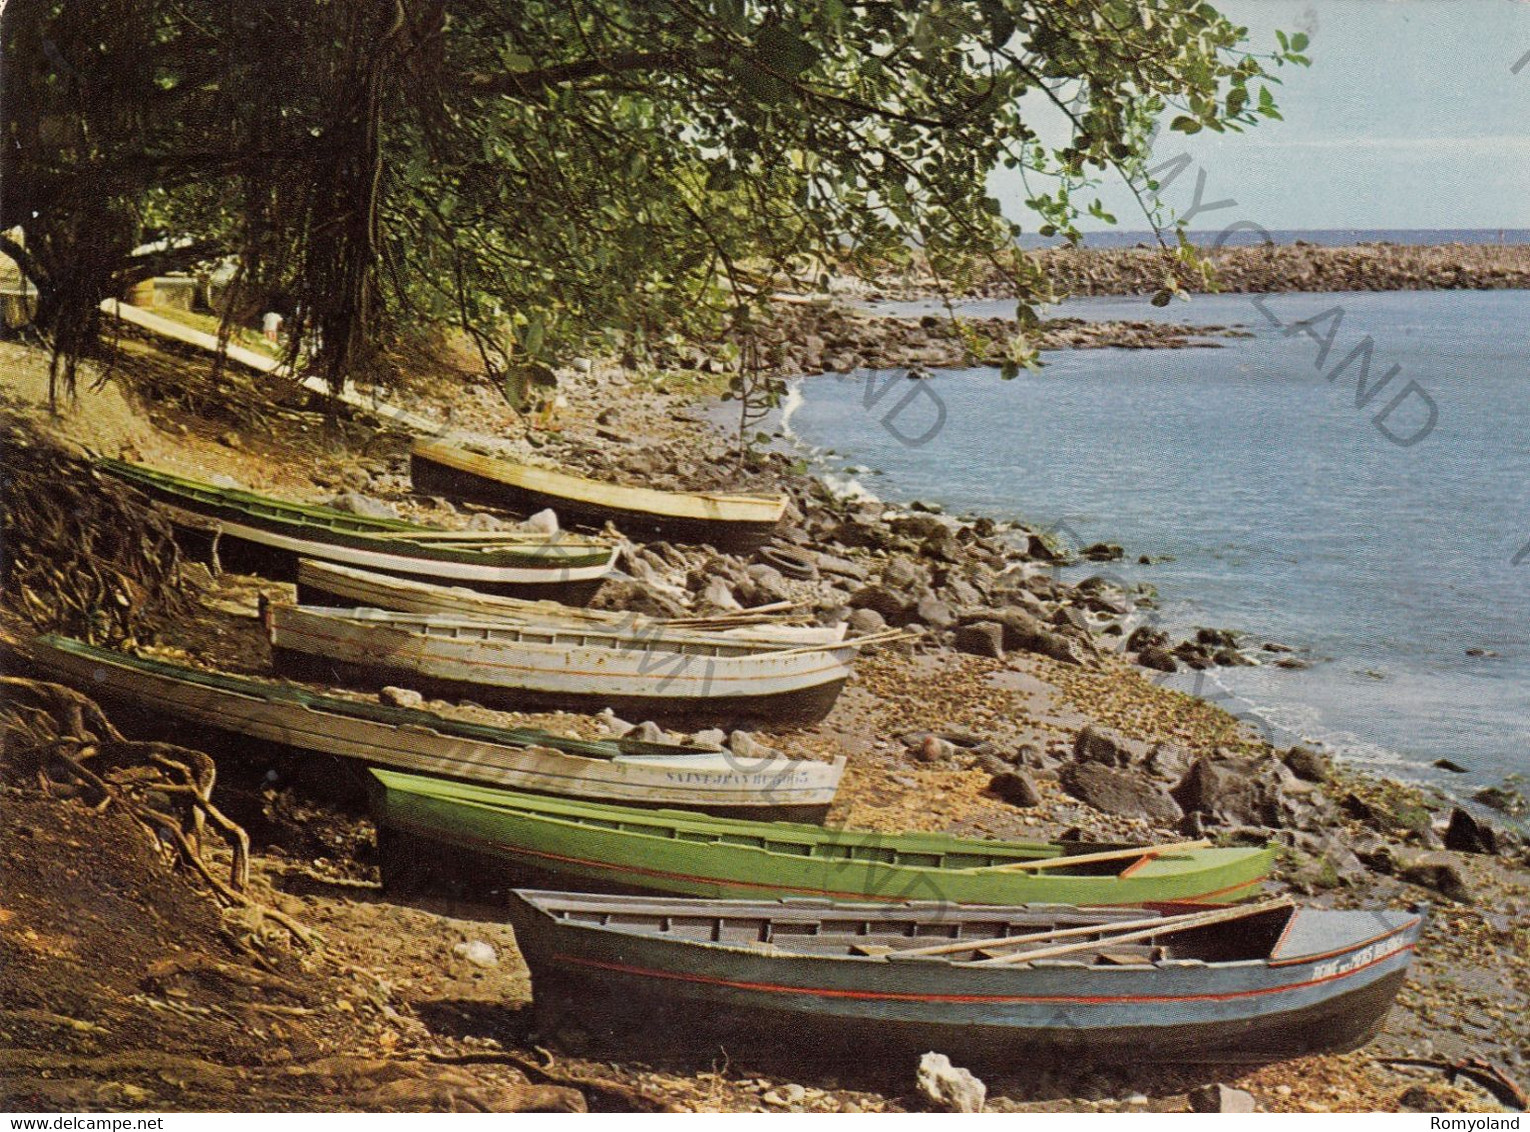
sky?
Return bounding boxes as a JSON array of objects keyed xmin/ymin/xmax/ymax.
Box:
[{"xmin": 990, "ymin": 0, "xmax": 1530, "ymax": 232}]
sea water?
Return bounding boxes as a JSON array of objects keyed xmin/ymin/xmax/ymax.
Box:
[{"xmin": 785, "ymin": 288, "xmax": 1530, "ymax": 796}]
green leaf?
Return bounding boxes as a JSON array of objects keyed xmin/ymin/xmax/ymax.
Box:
[
  {"xmin": 754, "ymin": 25, "xmax": 819, "ymax": 79},
  {"xmin": 1290, "ymin": 32, "xmax": 1309, "ymax": 53},
  {"xmin": 1169, "ymin": 115, "xmax": 1202, "ymax": 135}
]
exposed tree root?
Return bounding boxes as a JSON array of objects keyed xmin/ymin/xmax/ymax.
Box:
[
  {"xmin": 0, "ymin": 675, "xmax": 311, "ymax": 949},
  {"xmin": 429, "ymin": 1048, "xmax": 690, "ymax": 1113},
  {"xmin": 0, "ymin": 421, "xmax": 194, "ymax": 645}
]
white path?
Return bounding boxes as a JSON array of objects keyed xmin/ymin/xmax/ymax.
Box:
[{"xmin": 100, "ymin": 298, "xmax": 453, "ymax": 438}]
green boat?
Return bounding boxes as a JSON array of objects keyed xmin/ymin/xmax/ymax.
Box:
[
  {"xmin": 96, "ymin": 458, "xmax": 617, "ymax": 598},
  {"xmin": 371, "ymin": 768, "xmax": 1275, "ymax": 906}
]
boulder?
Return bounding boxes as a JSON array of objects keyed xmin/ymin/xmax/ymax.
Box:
[
  {"xmin": 689, "ymin": 728, "xmax": 728, "ymax": 751},
  {"xmin": 627, "ymin": 721, "xmax": 668, "ymax": 744},
  {"xmin": 1024, "ymin": 533, "xmax": 1065, "ymax": 561},
  {"xmin": 1282, "ymin": 745, "xmax": 1331, "ymax": 782},
  {"xmin": 916, "ymin": 1053, "xmax": 986, "ymax": 1114},
  {"xmin": 1072, "ymin": 725, "xmax": 1139, "ymax": 768},
  {"xmin": 1136, "ymin": 645, "xmax": 1178, "ymax": 673},
  {"xmin": 587, "ymin": 579, "xmax": 688, "ymax": 618},
  {"xmin": 1397, "ymin": 852, "xmax": 1473, "ymax": 903},
  {"xmin": 1080, "ymin": 542, "xmax": 1124, "ymax": 562},
  {"xmin": 846, "ymin": 607, "xmax": 888, "ymax": 635},
  {"xmin": 743, "ymin": 563, "xmax": 792, "ymax": 604},
  {"xmin": 380, "ymin": 686, "xmax": 424, "ymax": 709},
  {"xmin": 882, "ymin": 557, "xmax": 926, "ymax": 590},
  {"xmin": 1188, "ymin": 1084, "xmax": 1256, "ymax": 1114},
  {"xmin": 1473, "ymin": 783, "xmax": 1528, "ymax": 818},
  {"xmin": 943, "ymin": 577, "xmax": 986, "ymax": 608},
  {"xmin": 328, "ymin": 491, "xmax": 400, "ymax": 520},
  {"xmin": 1060, "ymin": 763, "xmax": 1183, "ymax": 825},
  {"xmin": 850, "ymin": 583, "xmax": 917, "ymax": 625},
  {"xmin": 914, "ymin": 736, "xmax": 958, "ymax": 763},
  {"xmin": 697, "ymin": 576, "xmax": 743, "ymax": 612},
  {"xmin": 987, "ymin": 771, "xmax": 1041, "ymax": 808},
  {"xmin": 1174, "ymin": 756, "xmax": 1292, "ymax": 828},
  {"xmin": 1126, "ymin": 625, "xmax": 1170, "ymax": 651},
  {"xmin": 967, "ymin": 608, "xmax": 1088, "ymax": 667},
  {"xmin": 1196, "ymin": 627, "xmax": 1240, "ymax": 649},
  {"xmin": 1143, "ymin": 742, "xmax": 1194, "ymax": 782},
  {"xmin": 975, "ymin": 750, "xmax": 1013, "ymax": 777},
  {"xmin": 1442, "ymin": 808, "xmax": 1498, "ymax": 855},
  {"xmin": 595, "ymin": 708, "xmax": 635, "ymax": 738},
  {"xmin": 728, "ymin": 730, "xmax": 780, "ymax": 763},
  {"xmin": 814, "ymin": 552, "xmax": 868, "ymax": 582},
  {"xmin": 914, "ymin": 594, "xmax": 957, "ymax": 630},
  {"xmin": 952, "ymin": 622, "xmax": 1005, "ymax": 659},
  {"xmin": 520, "ymin": 508, "xmax": 560, "ymax": 534},
  {"xmin": 451, "ymin": 940, "xmax": 500, "ymax": 968},
  {"xmin": 1053, "ymin": 606, "xmax": 1091, "ymax": 634},
  {"xmin": 922, "ymin": 529, "xmax": 964, "ymax": 563}
]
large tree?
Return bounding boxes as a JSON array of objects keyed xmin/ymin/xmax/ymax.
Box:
[{"xmin": 2, "ymin": 0, "xmax": 1303, "ymax": 399}]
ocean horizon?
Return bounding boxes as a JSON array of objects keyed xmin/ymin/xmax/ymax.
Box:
[{"xmin": 1017, "ymin": 227, "xmax": 1530, "ymax": 250}]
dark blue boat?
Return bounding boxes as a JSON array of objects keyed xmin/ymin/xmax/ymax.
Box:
[{"xmin": 508, "ymin": 891, "xmax": 1423, "ymax": 1067}]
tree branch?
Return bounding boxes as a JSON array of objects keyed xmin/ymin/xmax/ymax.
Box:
[{"xmin": 465, "ymin": 49, "xmax": 691, "ymax": 98}]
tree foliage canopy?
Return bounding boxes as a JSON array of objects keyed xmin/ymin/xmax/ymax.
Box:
[{"xmin": 2, "ymin": 0, "xmax": 1302, "ymax": 397}]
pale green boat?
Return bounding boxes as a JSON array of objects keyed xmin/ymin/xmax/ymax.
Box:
[
  {"xmin": 96, "ymin": 457, "xmax": 617, "ymax": 598},
  {"xmin": 371, "ymin": 769, "xmax": 1275, "ymax": 906}
]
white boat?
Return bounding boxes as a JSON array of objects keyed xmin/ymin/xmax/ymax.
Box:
[
  {"xmin": 411, "ymin": 439, "xmax": 787, "ymax": 547},
  {"xmin": 27, "ymin": 635, "xmax": 845, "ymax": 812},
  {"xmin": 295, "ymin": 559, "xmax": 845, "ymax": 646},
  {"xmin": 264, "ymin": 603, "xmax": 888, "ymax": 726}
]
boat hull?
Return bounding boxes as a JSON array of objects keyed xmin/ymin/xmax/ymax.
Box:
[
  {"xmin": 293, "ymin": 559, "xmax": 842, "ymax": 645},
  {"xmin": 267, "ymin": 605, "xmax": 856, "ymax": 727},
  {"xmin": 507, "ymin": 893, "xmax": 1421, "ymax": 1069},
  {"xmin": 370, "ymin": 769, "xmax": 1277, "ymax": 906},
  {"xmin": 411, "ymin": 445, "xmax": 784, "ymax": 549},
  {"xmin": 96, "ymin": 457, "xmax": 616, "ymax": 601},
  {"xmin": 522, "ymin": 944, "xmax": 1409, "ymax": 1068},
  {"xmin": 25, "ymin": 636, "xmax": 844, "ymax": 811},
  {"xmin": 164, "ymin": 503, "xmax": 612, "ymax": 602}
]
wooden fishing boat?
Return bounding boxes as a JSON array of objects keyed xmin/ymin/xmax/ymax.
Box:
[
  {"xmin": 96, "ymin": 458, "xmax": 618, "ymax": 600},
  {"xmin": 369, "ymin": 768, "xmax": 1277, "ymax": 906},
  {"xmin": 410, "ymin": 439, "xmax": 787, "ymax": 547},
  {"xmin": 507, "ymin": 890, "xmax": 1423, "ymax": 1067},
  {"xmin": 26, "ymin": 635, "xmax": 845, "ymax": 812},
  {"xmin": 265, "ymin": 603, "xmax": 880, "ymax": 725},
  {"xmin": 294, "ymin": 559, "xmax": 845, "ymax": 646}
]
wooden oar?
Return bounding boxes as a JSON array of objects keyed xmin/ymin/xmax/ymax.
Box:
[
  {"xmin": 978, "ymin": 839, "xmax": 1211, "ymax": 874},
  {"xmin": 971, "ymin": 896, "xmax": 1294, "ymax": 968},
  {"xmin": 362, "ymin": 529, "xmax": 569, "ymax": 543},
  {"xmin": 883, "ymin": 910, "xmax": 1173, "ymax": 960},
  {"xmin": 753, "ymin": 629, "xmax": 912, "ymax": 657}
]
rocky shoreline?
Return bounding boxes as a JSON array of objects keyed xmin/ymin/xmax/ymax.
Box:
[{"xmin": 2, "ymin": 321, "xmax": 1528, "ymax": 1113}]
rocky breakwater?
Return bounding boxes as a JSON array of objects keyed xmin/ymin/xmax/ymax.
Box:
[
  {"xmin": 738, "ymin": 300, "xmax": 1248, "ymax": 379},
  {"xmin": 1032, "ymin": 241, "xmax": 1530, "ymax": 297}
]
